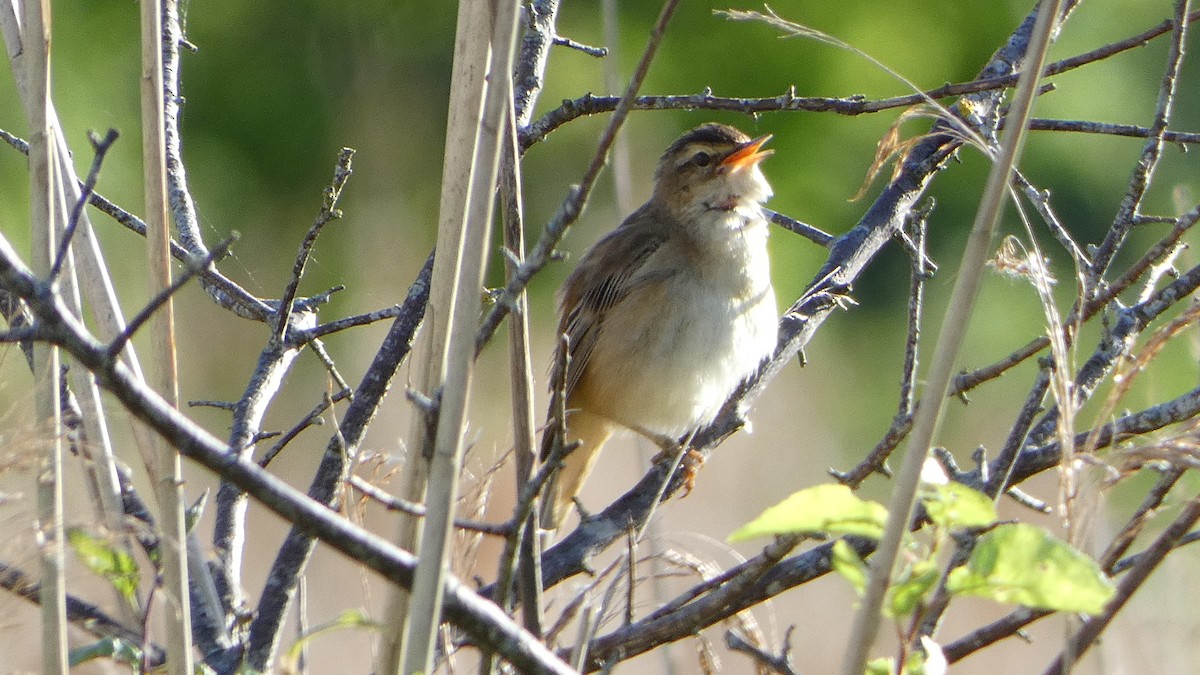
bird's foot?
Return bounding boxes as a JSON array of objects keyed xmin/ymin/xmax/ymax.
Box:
[{"xmin": 680, "ymin": 449, "xmax": 706, "ymax": 497}]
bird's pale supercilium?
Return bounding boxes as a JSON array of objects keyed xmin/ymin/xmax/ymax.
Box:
[{"xmin": 540, "ymin": 123, "xmax": 779, "ymax": 528}]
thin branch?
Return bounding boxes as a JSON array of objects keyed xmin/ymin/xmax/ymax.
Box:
[
  {"xmin": 244, "ymin": 252, "xmax": 432, "ymax": 670},
  {"xmin": 581, "ymin": 534, "xmax": 815, "ymax": 670},
  {"xmin": 50, "ymin": 128, "xmax": 119, "ymax": 281},
  {"xmin": 1043, "ymin": 494, "xmax": 1200, "ymax": 675},
  {"xmin": 273, "ymin": 148, "xmax": 354, "ymax": 343},
  {"xmin": 257, "ymin": 387, "xmax": 352, "ymax": 468},
  {"xmin": 725, "ymin": 627, "xmax": 800, "ymax": 675},
  {"xmin": 765, "ymin": 208, "xmax": 835, "ymax": 247},
  {"xmin": 1111, "ymin": 529, "xmax": 1200, "ymax": 574},
  {"xmin": 1025, "ymin": 117, "xmax": 1200, "ymax": 144},
  {"xmin": 1007, "ymin": 381, "xmax": 1200, "ymax": 486},
  {"xmin": 106, "ymin": 234, "xmax": 237, "ymax": 360},
  {"xmin": 520, "ymin": 7, "xmax": 1200, "ymax": 149},
  {"xmin": 552, "ymin": 35, "xmax": 607, "ymax": 58},
  {"xmin": 347, "ymin": 475, "xmax": 511, "ymax": 536},
  {"xmin": 1090, "ymin": 0, "xmax": 1192, "ymax": 280},
  {"xmin": 475, "ymin": 0, "xmax": 684, "ymax": 354},
  {"xmin": 833, "ymin": 205, "xmax": 931, "ymax": 486},
  {"xmin": 1100, "ymin": 468, "xmax": 1185, "ymax": 570},
  {"xmin": 0, "ymin": 560, "xmax": 166, "ymax": 667},
  {"xmin": 1012, "ymin": 170, "xmax": 1091, "ymax": 269},
  {"xmin": 288, "ymin": 303, "xmax": 406, "ymax": 345}
]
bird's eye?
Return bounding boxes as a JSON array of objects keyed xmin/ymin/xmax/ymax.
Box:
[{"xmin": 691, "ymin": 151, "xmax": 712, "ymax": 167}]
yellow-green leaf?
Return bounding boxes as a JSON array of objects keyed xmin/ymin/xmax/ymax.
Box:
[
  {"xmin": 729, "ymin": 484, "xmax": 887, "ymax": 542},
  {"xmin": 887, "ymin": 559, "xmax": 939, "ymax": 618},
  {"xmin": 866, "ymin": 657, "xmax": 894, "ymax": 675},
  {"xmin": 947, "ymin": 523, "xmax": 1115, "ymax": 614},
  {"xmin": 921, "ymin": 482, "xmax": 996, "ymax": 530},
  {"xmin": 67, "ymin": 527, "xmax": 139, "ymax": 605},
  {"xmin": 831, "ymin": 539, "xmax": 868, "ymax": 594}
]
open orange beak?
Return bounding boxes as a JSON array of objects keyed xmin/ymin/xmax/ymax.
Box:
[{"xmin": 722, "ymin": 134, "xmax": 773, "ymax": 172}]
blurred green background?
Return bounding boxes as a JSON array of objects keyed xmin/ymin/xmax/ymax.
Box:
[{"xmin": 0, "ymin": 0, "xmax": 1198, "ymax": 672}]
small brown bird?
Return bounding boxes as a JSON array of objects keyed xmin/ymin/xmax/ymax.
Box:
[{"xmin": 540, "ymin": 123, "xmax": 779, "ymax": 528}]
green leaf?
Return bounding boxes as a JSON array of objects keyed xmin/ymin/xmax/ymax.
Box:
[
  {"xmin": 832, "ymin": 539, "xmax": 868, "ymax": 594},
  {"xmin": 887, "ymin": 559, "xmax": 939, "ymax": 618},
  {"xmin": 729, "ymin": 484, "xmax": 887, "ymax": 541},
  {"xmin": 185, "ymin": 489, "xmax": 209, "ymax": 535},
  {"xmin": 921, "ymin": 482, "xmax": 996, "ymax": 530},
  {"xmin": 67, "ymin": 527, "xmax": 140, "ymax": 604},
  {"xmin": 947, "ymin": 523, "xmax": 1115, "ymax": 614},
  {"xmin": 866, "ymin": 657, "xmax": 894, "ymax": 675}
]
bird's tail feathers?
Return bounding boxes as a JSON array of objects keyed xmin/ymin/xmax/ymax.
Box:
[{"xmin": 538, "ymin": 409, "xmax": 614, "ymax": 529}]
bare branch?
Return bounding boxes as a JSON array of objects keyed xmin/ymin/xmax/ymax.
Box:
[
  {"xmin": 347, "ymin": 475, "xmax": 512, "ymax": 537},
  {"xmin": 0, "ymin": 560, "xmax": 166, "ymax": 667},
  {"xmin": 1090, "ymin": 0, "xmax": 1193, "ymax": 279},
  {"xmin": 1043, "ymin": 494, "xmax": 1200, "ymax": 675}
]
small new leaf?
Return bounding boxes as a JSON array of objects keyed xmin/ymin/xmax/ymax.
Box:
[
  {"xmin": 946, "ymin": 523, "xmax": 1115, "ymax": 614},
  {"xmin": 67, "ymin": 527, "xmax": 139, "ymax": 605},
  {"xmin": 832, "ymin": 539, "xmax": 868, "ymax": 594},
  {"xmin": 887, "ymin": 559, "xmax": 940, "ymax": 618},
  {"xmin": 921, "ymin": 482, "xmax": 997, "ymax": 530},
  {"xmin": 729, "ymin": 484, "xmax": 887, "ymax": 542}
]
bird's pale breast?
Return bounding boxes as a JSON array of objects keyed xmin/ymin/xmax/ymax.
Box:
[{"xmin": 574, "ymin": 212, "xmax": 776, "ymax": 437}]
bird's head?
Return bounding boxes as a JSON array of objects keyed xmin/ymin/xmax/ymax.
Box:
[{"xmin": 652, "ymin": 123, "xmax": 774, "ymax": 219}]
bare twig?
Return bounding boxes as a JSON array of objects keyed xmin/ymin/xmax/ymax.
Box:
[
  {"xmin": 273, "ymin": 148, "xmax": 354, "ymax": 343},
  {"xmin": 520, "ymin": 6, "xmax": 1200, "ymax": 149},
  {"xmin": 833, "ymin": 205, "xmax": 931, "ymax": 486},
  {"xmin": 1024, "ymin": 118, "xmax": 1200, "ymax": 144},
  {"xmin": 347, "ymin": 475, "xmax": 511, "ymax": 536},
  {"xmin": 765, "ymin": 208, "xmax": 835, "ymax": 247},
  {"xmin": 726, "ymin": 627, "xmax": 800, "ymax": 675},
  {"xmin": 257, "ymin": 387, "xmax": 352, "ymax": 468},
  {"xmin": 1043, "ymin": 494, "xmax": 1200, "ymax": 675},
  {"xmin": 106, "ymin": 234, "xmax": 238, "ymax": 360},
  {"xmin": 51, "ymin": 128, "xmax": 119, "ymax": 281},
  {"xmin": 0, "ymin": 560, "xmax": 166, "ymax": 666},
  {"xmin": 475, "ymin": 0, "xmax": 684, "ymax": 354},
  {"xmin": 245, "ymin": 252, "xmax": 432, "ymax": 670},
  {"xmin": 552, "ymin": 35, "xmax": 607, "ymax": 58},
  {"xmin": 1090, "ymin": 0, "xmax": 1192, "ymax": 281}
]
